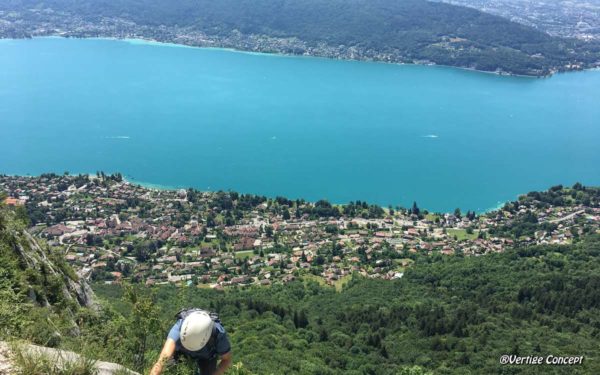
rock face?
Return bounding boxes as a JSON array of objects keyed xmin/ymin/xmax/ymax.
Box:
[
  {"xmin": 1, "ymin": 208, "xmax": 97, "ymax": 338},
  {"xmin": 0, "ymin": 209, "xmax": 132, "ymax": 374},
  {"xmin": 14, "ymin": 230, "xmax": 97, "ymax": 310},
  {"xmin": 0, "ymin": 341, "xmax": 139, "ymax": 375},
  {"xmin": 0, "ymin": 342, "xmax": 14, "ymax": 374}
]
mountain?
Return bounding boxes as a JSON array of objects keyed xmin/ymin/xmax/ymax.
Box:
[{"xmin": 1, "ymin": 0, "xmax": 600, "ymax": 75}]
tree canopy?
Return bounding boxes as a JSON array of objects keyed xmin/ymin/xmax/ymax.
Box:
[{"xmin": 3, "ymin": 0, "xmax": 600, "ymax": 75}]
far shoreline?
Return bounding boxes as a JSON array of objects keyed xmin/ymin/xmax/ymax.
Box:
[{"xmin": 0, "ymin": 34, "xmax": 573, "ymax": 79}]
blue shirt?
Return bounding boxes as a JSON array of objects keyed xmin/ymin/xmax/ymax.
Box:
[{"xmin": 167, "ymin": 319, "xmax": 231, "ymax": 360}]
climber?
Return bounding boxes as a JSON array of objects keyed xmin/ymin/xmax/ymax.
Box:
[{"xmin": 150, "ymin": 308, "xmax": 232, "ymax": 375}]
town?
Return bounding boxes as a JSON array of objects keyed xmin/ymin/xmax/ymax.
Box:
[
  {"xmin": 438, "ymin": 0, "xmax": 600, "ymax": 41},
  {"xmin": 1, "ymin": 173, "xmax": 599, "ymax": 289}
]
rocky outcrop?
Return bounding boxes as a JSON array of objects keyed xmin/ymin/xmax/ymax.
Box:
[
  {"xmin": 0, "ymin": 342, "xmax": 14, "ymax": 374},
  {"xmin": 0, "ymin": 341, "xmax": 139, "ymax": 375},
  {"xmin": 13, "ymin": 228, "xmax": 97, "ymax": 310},
  {"xmin": 1, "ymin": 207, "xmax": 98, "ymax": 338}
]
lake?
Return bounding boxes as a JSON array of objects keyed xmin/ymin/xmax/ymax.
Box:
[{"xmin": 1, "ymin": 37, "xmax": 599, "ymax": 212}]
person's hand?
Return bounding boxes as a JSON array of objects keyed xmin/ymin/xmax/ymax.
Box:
[
  {"xmin": 214, "ymin": 352, "xmax": 233, "ymax": 375},
  {"xmin": 149, "ymin": 338, "xmax": 176, "ymax": 375}
]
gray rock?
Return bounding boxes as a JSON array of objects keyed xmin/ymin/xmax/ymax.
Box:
[{"xmin": 0, "ymin": 341, "xmax": 140, "ymax": 375}]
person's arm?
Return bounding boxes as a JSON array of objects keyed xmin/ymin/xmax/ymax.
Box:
[
  {"xmin": 149, "ymin": 338, "xmax": 176, "ymax": 375},
  {"xmin": 214, "ymin": 351, "xmax": 233, "ymax": 375}
]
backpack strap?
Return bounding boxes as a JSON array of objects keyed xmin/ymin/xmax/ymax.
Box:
[
  {"xmin": 209, "ymin": 311, "xmax": 221, "ymax": 324},
  {"xmin": 207, "ymin": 326, "xmax": 219, "ymax": 358}
]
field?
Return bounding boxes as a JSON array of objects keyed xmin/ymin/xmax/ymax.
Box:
[
  {"xmin": 234, "ymin": 250, "xmax": 255, "ymax": 259},
  {"xmin": 446, "ymin": 228, "xmax": 478, "ymax": 241}
]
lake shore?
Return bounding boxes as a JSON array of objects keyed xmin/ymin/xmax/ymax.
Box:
[
  {"xmin": 1, "ymin": 171, "xmax": 518, "ymax": 214},
  {"xmin": 9, "ymin": 34, "xmax": 600, "ymax": 78},
  {"xmin": 0, "ymin": 33, "xmax": 564, "ymax": 78}
]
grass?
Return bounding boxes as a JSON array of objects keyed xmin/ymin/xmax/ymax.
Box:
[
  {"xmin": 332, "ymin": 274, "xmax": 352, "ymax": 291},
  {"xmin": 10, "ymin": 342, "xmax": 99, "ymax": 375},
  {"xmin": 394, "ymin": 258, "xmax": 414, "ymax": 271},
  {"xmin": 446, "ymin": 228, "xmax": 478, "ymax": 241},
  {"xmin": 234, "ymin": 250, "xmax": 255, "ymax": 259},
  {"xmin": 425, "ymin": 213, "xmax": 440, "ymax": 222},
  {"xmin": 301, "ymin": 273, "xmax": 327, "ymax": 287},
  {"xmin": 301, "ymin": 273, "xmax": 352, "ymax": 292}
]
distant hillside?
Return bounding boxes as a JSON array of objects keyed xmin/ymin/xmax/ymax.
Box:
[
  {"xmin": 1, "ymin": 0, "xmax": 600, "ymax": 75},
  {"xmin": 436, "ymin": 0, "xmax": 600, "ymax": 41}
]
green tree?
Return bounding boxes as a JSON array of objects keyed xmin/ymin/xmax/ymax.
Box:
[
  {"xmin": 122, "ymin": 284, "xmax": 161, "ymax": 372},
  {"xmin": 412, "ymin": 201, "xmax": 420, "ymax": 216}
]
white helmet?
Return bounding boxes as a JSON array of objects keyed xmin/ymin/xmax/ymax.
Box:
[{"xmin": 180, "ymin": 311, "xmax": 215, "ymax": 351}]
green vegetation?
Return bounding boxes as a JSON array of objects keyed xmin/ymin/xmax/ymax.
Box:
[
  {"xmin": 3, "ymin": 0, "xmax": 600, "ymax": 75},
  {"xmin": 3, "ymin": 190, "xmax": 600, "ymax": 374},
  {"xmin": 301, "ymin": 273, "xmax": 351, "ymax": 292},
  {"xmin": 446, "ymin": 228, "xmax": 478, "ymax": 241},
  {"xmin": 89, "ymin": 235, "xmax": 600, "ymax": 374},
  {"xmin": 10, "ymin": 343, "xmax": 98, "ymax": 375},
  {"xmin": 515, "ymin": 183, "xmax": 600, "ymax": 209},
  {"xmin": 489, "ymin": 184, "xmax": 600, "ymax": 239},
  {"xmin": 0, "ymin": 200, "xmax": 88, "ymax": 348},
  {"xmin": 235, "ymin": 250, "xmax": 255, "ymax": 260},
  {"xmin": 331, "ymin": 274, "xmax": 352, "ymax": 292}
]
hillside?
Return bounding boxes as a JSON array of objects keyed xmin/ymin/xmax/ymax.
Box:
[
  {"xmin": 0, "ymin": 200, "xmax": 95, "ymax": 345},
  {"xmin": 2, "ymin": 186, "xmax": 600, "ymax": 374},
  {"xmin": 436, "ymin": 0, "xmax": 600, "ymax": 41},
  {"xmin": 1, "ymin": 0, "xmax": 600, "ymax": 75},
  {"xmin": 0, "ymin": 200, "xmax": 142, "ymax": 374},
  {"xmin": 0, "ymin": 341, "xmax": 140, "ymax": 375},
  {"xmin": 91, "ymin": 235, "xmax": 600, "ymax": 374}
]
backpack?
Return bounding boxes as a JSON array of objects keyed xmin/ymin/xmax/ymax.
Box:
[
  {"xmin": 175, "ymin": 307, "xmax": 221, "ymax": 324},
  {"xmin": 174, "ymin": 308, "xmax": 222, "ymax": 357}
]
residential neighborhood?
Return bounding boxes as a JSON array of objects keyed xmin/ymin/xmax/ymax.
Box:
[{"xmin": 2, "ymin": 173, "xmax": 599, "ymax": 289}]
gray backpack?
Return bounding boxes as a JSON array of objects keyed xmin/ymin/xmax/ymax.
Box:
[{"xmin": 175, "ymin": 307, "xmax": 221, "ymax": 324}]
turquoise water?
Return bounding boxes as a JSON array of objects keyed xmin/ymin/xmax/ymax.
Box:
[{"xmin": 1, "ymin": 37, "xmax": 599, "ymax": 212}]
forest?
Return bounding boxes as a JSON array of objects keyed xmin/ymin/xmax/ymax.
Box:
[
  {"xmin": 2, "ymin": 0, "xmax": 600, "ymax": 75},
  {"xmin": 86, "ymin": 235, "xmax": 600, "ymax": 374},
  {"xmin": 3, "ymin": 185, "xmax": 599, "ymax": 374}
]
